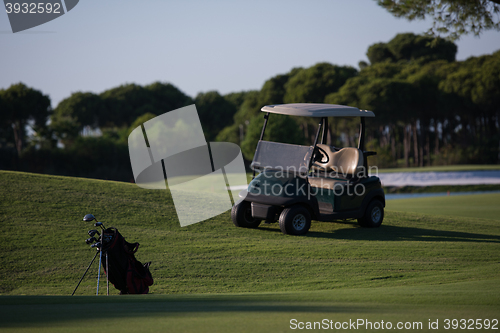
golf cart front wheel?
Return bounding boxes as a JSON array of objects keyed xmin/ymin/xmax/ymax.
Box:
[
  {"xmin": 231, "ymin": 201, "xmax": 261, "ymax": 228},
  {"xmin": 279, "ymin": 205, "xmax": 311, "ymax": 236},
  {"xmin": 358, "ymin": 200, "xmax": 384, "ymax": 228}
]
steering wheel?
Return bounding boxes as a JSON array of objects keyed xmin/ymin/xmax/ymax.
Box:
[{"xmin": 313, "ymin": 146, "xmax": 329, "ymax": 164}]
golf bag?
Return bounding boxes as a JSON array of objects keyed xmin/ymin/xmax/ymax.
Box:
[{"xmin": 101, "ymin": 227, "xmax": 153, "ymax": 294}]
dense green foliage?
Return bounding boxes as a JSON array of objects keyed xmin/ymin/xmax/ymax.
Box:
[
  {"xmin": 377, "ymin": 0, "xmax": 500, "ymax": 41},
  {"xmin": 194, "ymin": 91, "xmax": 237, "ymax": 141},
  {"xmin": 367, "ymin": 33, "xmax": 457, "ymax": 64},
  {"xmin": 240, "ymin": 114, "xmax": 306, "ymax": 160},
  {"xmin": 326, "ymin": 36, "xmax": 500, "ymax": 167},
  {"xmin": 1, "ymin": 33, "xmax": 499, "ymax": 180},
  {"xmin": 0, "ymin": 83, "xmax": 52, "ymax": 155}
]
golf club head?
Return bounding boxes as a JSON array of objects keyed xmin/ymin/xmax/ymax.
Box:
[
  {"xmin": 83, "ymin": 214, "xmax": 96, "ymax": 222},
  {"xmin": 88, "ymin": 229, "xmax": 100, "ymax": 237},
  {"xmin": 94, "ymin": 222, "xmax": 105, "ymax": 229},
  {"xmin": 91, "ymin": 242, "xmax": 101, "ymax": 248},
  {"xmin": 85, "ymin": 237, "xmax": 97, "ymax": 245}
]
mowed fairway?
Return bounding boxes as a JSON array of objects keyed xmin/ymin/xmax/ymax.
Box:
[
  {"xmin": 387, "ymin": 193, "xmax": 500, "ymax": 220},
  {"xmin": 1, "ymin": 171, "xmax": 499, "ymax": 332}
]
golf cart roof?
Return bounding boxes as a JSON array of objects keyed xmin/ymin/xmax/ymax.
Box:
[{"xmin": 261, "ymin": 103, "xmax": 375, "ymax": 117}]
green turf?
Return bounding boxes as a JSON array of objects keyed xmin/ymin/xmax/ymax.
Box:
[
  {"xmin": 1, "ymin": 170, "xmax": 499, "ymax": 295},
  {"xmin": 387, "ymin": 193, "xmax": 500, "ymax": 220},
  {"xmin": 1, "ymin": 171, "xmax": 499, "ymax": 332},
  {"xmin": 1, "ymin": 279, "xmax": 499, "ymax": 332}
]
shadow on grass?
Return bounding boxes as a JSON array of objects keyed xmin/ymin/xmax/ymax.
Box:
[
  {"xmin": 305, "ymin": 224, "xmax": 500, "ymax": 243},
  {"xmin": 257, "ymin": 222, "xmax": 500, "ymax": 243},
  {"xmin": 0, "ymin": 296, "xmax": 373, "ymax": 327}
]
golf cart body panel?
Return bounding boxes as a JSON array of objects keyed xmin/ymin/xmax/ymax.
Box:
[
  {"xmin": 242, "ymin": 173, "xmax": 384, "ymax": 222},
  {"xmin": 232, "ymin": 103, "xmax": 386, "ymax": 235},
  {"xmin": 310, "ymin": 176, "xmax": 384, "ymax": 213}
]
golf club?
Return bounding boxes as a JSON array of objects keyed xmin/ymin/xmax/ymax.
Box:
[
  {"xmin": 90, "ymin": 241, "xmax": 101, "ymax": 248},
  {"xmin": 83, "ymin": 214, "xmax": 96, "ymax": 222},
  {"xmin": 96, "ymin": 241, "xmax": 102, "ymax": 295},
  {"xmin": 72, "ymin": 214, "xmax": 107, "ymax": 296},
  {"xmin": 94, "ymin": 222, "xmax": 105, "ymax": 230},
  {"xmin": 74, "ymin": 213, "xmax": 151, "ymax": 295},
  {"xmin": 85, "ymin": 237, "xmax": 97, "ymax": 245}
]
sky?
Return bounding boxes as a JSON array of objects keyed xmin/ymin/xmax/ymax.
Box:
[{"xmin": 1, "ymin": 0, "xmax": 499, "ymax": 108}]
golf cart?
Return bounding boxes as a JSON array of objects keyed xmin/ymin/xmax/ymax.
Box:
[{"xmin": 231, "ymin": 103, "xmax": 385, "ymax": 235}]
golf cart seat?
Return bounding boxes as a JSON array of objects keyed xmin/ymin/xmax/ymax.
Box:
[
  {"xmin": 312, "ymin": 144, "xmax": 364, "ymax": 176},
  {"xmin": 309, "ymin": 145, "xmax": 364, "ymax": 190}
]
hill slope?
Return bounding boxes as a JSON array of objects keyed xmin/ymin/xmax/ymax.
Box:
[{"xmin": 1, "ymin": 171, "xmax": 499, "ymax": 296}]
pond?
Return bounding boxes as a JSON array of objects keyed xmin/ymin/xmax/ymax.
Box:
[
  {"xmin": 386, "ymin": 190, "xmax": 500, "ymax": 200},
  {"xmin": 374, "ymin": 170, "xmax": 500, "ymax": 187}
]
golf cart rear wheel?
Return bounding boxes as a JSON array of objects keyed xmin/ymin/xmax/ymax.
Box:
[
  {"xmin": 279, "ymin": 205, "xmax": 311, "ymax": 236},
  {"xmin": 358, "ymin": 200, "xmax": 384, "ymax": 228},
  {"xmin": 231, "ymin": 201, "xmax": 261, "ymax": 228}
]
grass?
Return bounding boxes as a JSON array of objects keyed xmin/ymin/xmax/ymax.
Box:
[
  {"xmin": 1, "ymin": 170, "xmax": 499, "ymax": 332},
  {"xmin": 387, "ymin": 193, "xmax": 500, "ymax": 220},
  {"xmin": 1, "ymin": 280, "xmax": 499, "ymax": 332}
]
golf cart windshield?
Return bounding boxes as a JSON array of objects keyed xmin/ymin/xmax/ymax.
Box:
[{"xmin": 251, "ymin": 141, "xmax": 314, "ymax": 176}]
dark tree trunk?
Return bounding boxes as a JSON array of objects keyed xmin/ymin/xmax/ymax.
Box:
[
  {"xmin": 327, "ymin": 123, "xmax": 333, "ymax": 146},
  {"xmin": 419, "ymin": 120, "xmax": 426, "ymax": 167},
  {"xmin": 391, "ymin": 125, "xmax": 396, "ymax": 162},
  {"xmin": 12, "ymin": 122, "xmax": 23, "ymax": 156},
  {"xmin": 426, "ymin": 131, "xmax": 431, "ymax": 166},
  {"xmin": 412, "ymin": 122, "xmax": 419, "ymax": 167},
  {"xmin": 434, "ymin": 122, "xmax": 440, "ymax": 156},
  {"xmin": 404, "ymin": 125, "xmax": 409, "ymax": 168}
]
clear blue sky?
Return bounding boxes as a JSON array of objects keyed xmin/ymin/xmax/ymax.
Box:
[{"xmin": 1, "ymin": 0, "xmax": 499, "ymax": 107}]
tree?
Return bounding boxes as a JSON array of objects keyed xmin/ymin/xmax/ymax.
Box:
[
  {"xmin": 377, "ymin": 0, "xmax": 500, "ymax": 41},
  {"xmin": 259, "ymin": 68, "xmax": 303, "ymax": 105},
  {"xmin": 232, "ymin": 90, "xmax": 262, "ymax": 127},
  {"xmin": 194, "ymin": 90, "xmax": 237, "ymax": 141},
  {"xmin": 99, "ymin": 82, "xmax": 192, "ymax": 128},
  {"xmin": 99, "ymin": 84, "xmax": 155, "ymax": 128},
  {"xmin": 127, "ymin": 112, "xmax": 157, "ymax": 137},
  {"xmin": 439, "ymin": 51, "xmax": 500, "ymax": 162},
  {"xmin": 325, "ymin": 50, "xmax": 461, "ymax": 167},
  {"xmin": 0, "ymin": 83, "xmax": 51, "ymax": 155},
  {"xmin": 215, "ymin": 123, "xmax": 240, "ymax": 144},
  {"xmin": 367, "ymin": 33, "xmax": 457, "ymax": 65},
  {"xmin": 367, "ymin": 43, "xmax": 395, "ymax": 64},
  {"xmin": 223, "ymin": 91, "xmax": 251, "ymax": 111},
  {"xmin": 51, "ymin": 92, "xmax": 104, "ymax": 143},
  {"xmin": 217, "ymin": 90, "xmax": 263, "ymax": 144},
  {"xmin": 240, "ymin": 113, "xmax": 305, "ymax": 160},
  {"xmin": 144, "ymin": 82, "xmax": 193, "ymax": 116},
  {"xmin": 283, "ymin": 63, "xmax": 357, "ymax": 103},
  {"xmin": 387, "ymin": 33, "xmax": 456, "ymax": 62}
]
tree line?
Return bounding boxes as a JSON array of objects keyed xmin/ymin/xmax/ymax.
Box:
[{"xmin": 1, "ymin": 33, "xmax": 499, "ymax": 181}]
